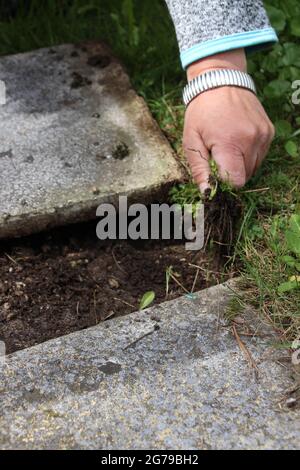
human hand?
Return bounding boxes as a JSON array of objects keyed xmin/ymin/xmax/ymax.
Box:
[{"xmin": 183, "ymin": 49, "xmax": 275, "ymax": 192}]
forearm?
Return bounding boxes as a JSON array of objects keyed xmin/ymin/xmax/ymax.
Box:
[
  {"xmin": 187, "ymin": 48, "xmax": 247, "ymax": 81},
  {"xmin": 164, "ymin": 1, "xmax": 276, "ymax": 191},
  {"xmin": 165, "ymin": 0, "xmax": 277, "ymax": 69}
]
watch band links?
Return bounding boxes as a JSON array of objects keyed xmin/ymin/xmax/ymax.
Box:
[{"xmin": 183, "ymin": 69, "xmax": 257, "ymax": 107}]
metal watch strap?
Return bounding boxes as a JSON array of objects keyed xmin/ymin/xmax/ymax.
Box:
[{"xmin": 183, "ymin": 69, "xmax": 257, "ymax": 107}]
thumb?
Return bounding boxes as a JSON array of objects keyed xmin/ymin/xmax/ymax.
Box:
[
  {"xmin": 211, "ymin": 143, "xmax": 247, "ymax": 189},
  {"xmin": 183, "ymin": 131, "xmax": 211, "ymax": 194}
]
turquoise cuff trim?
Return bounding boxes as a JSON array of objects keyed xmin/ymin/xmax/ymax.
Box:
[{"xmin": 180, "ymin": 28, "xmax": 278, "ymax": 69}]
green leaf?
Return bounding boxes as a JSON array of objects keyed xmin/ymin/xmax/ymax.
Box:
[
  {"xmin": 289, "ymin": 66, "xmax": 300, "ymax": 82},
  {"xmin": 139, "ymin": 291, "xmax": 155, "ymax": 310},
  {"xmin": 285, "ymin": 140, "xmax": 298, "ymax": 158},
  {"xmin": 278, "ymin": 280, "xmax": 299, "ymax": 293},
  {"xmin": 248, "ymin": 224, "xmax": 264, "ymax": 240},
  {"xmin": 291, "ymin": 17, "xmax": 300, "ymax": 37},
  {"xmin": 285, "ymin": 214, "xmax": 300, "ymax": 256},
  {"xmin": 264, "ymin": 80, "xmax": 290, "ymax": 99},
  {"xmin": 280, "ymin": 0, "xmax": 300, "ymax": 17},
  {"xmin": 281, "ymin": 255, "xmax": 297, "ymax": 267},
  {"xmin": 267, "ymin": 6, "xmax": 286, "ymax": 32},
  {"xmin": 262, "ymin": 54, "xmax": 281, "ymax": 73},
  {"xmin": 275, "ymin": 120, "xmax": 293, "ymax": 138},
  {"xmin": 77, "ymin": 5, "xmax": 98, "ymax": 15},
  {"xmin": 281, "ymin": 43, "xmax": 300, "ymax": 67},
  {"xmin": 247, "ymin": 59, "xmax": 258, "ymax": 75}
]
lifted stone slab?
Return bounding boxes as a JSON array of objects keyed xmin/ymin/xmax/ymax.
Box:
[
  {"xmin": 0, "ymin": 281, "xmax": 299, "ymax": 450},
  {"xmin": 0, "ymin": 41, "xmax": 183, "ymax": 238}
]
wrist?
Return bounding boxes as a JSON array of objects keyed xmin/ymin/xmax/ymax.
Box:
[{"xmin": 187, "ymin": 48, "xmax": 247, "ymax": 81}]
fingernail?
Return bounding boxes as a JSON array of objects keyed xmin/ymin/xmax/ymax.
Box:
[{"xmin": 199, "ymin": 183, "xmax": 211, "ymax": 194}]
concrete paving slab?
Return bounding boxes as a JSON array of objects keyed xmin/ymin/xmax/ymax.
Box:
[
  {"xmin": 0, "ymin": 41, "xmax": 183, "ymax": 238},
  {"xmin": 0, "ymin": 280, "xmax": 299, "ymax": 450}
]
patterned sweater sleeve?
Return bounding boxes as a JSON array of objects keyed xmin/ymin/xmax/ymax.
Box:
[{"xmin": 164, "ymin": 0, "xmax": 278, "ymax": 69}]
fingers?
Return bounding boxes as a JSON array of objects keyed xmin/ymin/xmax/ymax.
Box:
[
  {"xmin": 183, "ymin": 88, "xmax": 276, "ymax": 190},
  {"xmin": 211, "ymin": 143, "xmax": 247, "ymax": 188},
  {"xmin": 211, "ymin": 122, "xmax": 275, "ymax": 188},
  {"xmin": 183, "ymin": 129, "xmax": 211, "ymax": 193},
  {"xmin": 253, "ymin": 123, "xmax": 275, "ymax": 173}
]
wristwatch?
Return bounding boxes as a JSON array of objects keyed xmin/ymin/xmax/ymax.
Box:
[{"xmin": 183, "ymin": 68, "xmax": 257, "ymax": 107}]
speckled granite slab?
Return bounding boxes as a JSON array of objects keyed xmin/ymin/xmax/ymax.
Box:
[{"xmin": 0, "ymin": 281, "xmax": 299, "ymax": 450}]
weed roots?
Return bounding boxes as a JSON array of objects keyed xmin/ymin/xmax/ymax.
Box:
[{"xmin": 203, "ymin": 186, "xmax": 242, "ymax": 259}]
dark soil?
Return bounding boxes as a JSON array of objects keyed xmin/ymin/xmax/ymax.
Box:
[{"xmin": 0, "ymin": 221, "xmax": 229, "ymax": 354}]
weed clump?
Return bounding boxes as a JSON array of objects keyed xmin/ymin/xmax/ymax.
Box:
[{"xmin": 170, "ymin": 170, "xmax": 242, "ymax": 260}]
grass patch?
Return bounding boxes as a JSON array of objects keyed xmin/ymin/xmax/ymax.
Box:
[
  {"xmin": 0, "ymin": 0, "xmax": 299, "ymax": 344},
  {"xmin": 223, "ymin": 296, "xmax": 246, "ymax": 323}
]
